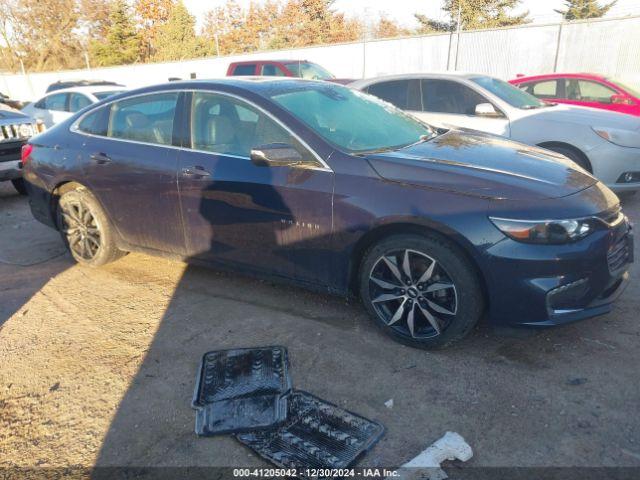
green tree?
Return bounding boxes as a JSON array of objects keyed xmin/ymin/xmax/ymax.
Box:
[
  {"xmin": 555, "ymin": 0, "xmax": 617, "ymax": 20},
  {"xmin": 153, "ymin": 0, "xmax": 201, "ymax": 61},
  {"xmin": 89, "ymin": 0, "xmax": 140, "ymax": 66},
  {"xmin": 416, "ymin": 0, "xmax": 530, "ymax": 32}
]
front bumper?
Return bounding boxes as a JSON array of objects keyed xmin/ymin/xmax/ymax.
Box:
[
  {"xmin": 587, "ymin": 141, "xmax": 640, "ymax": 192},
  {"xmin": 483, "ymin": 207, "xmax": 633, "ymax": 328}
]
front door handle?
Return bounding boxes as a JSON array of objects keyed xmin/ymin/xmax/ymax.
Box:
[
  {"xmin": 90, "ymin": 152, "xmax": 111, "ymax": 165},
  {"xmin": 181, "ymin": 165, "xmax": 212, "ymax": 178}
]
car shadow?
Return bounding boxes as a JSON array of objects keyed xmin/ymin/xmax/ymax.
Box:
[
  {"xmin": 0, "ymin": 183, "xmax": 71, "ymax": 329},
  {"xmin": 90, "ymin": 178, "xmax": 640, "ymax": 474},
  {"xmin": 93, "ymin": 167, "xmax": 346, "ymax": 471}
]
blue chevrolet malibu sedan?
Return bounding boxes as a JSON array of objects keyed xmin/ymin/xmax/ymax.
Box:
[{"xmin": 22, "ymin": 79, "xmax": 633, "ymax": 348}]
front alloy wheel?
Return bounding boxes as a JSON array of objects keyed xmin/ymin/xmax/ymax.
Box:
[
  {"xmin": 369, "ymin": 249, "xmax": 458, "ymax": 339},
  {"xmin": 359, "ymin": 234, "xmax": 484, "ymax": 349}
]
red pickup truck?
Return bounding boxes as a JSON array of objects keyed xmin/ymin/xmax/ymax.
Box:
[{"xmin": 227, "ymin": 60, "xmax": 353, "ymax": 84}]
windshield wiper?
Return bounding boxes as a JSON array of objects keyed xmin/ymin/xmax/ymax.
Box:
[
  {"xmin": 522, "ymin": 102, "xmax": 556, "ymax": 110},
  {"xmin": 356, "ymin": 134, "xmax": 435, "ymax": 156}
]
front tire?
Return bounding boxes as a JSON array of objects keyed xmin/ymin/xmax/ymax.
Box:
[
  {"xmin": 545, "ymin": 145, "xmax": 591, "ymax": 172},
  {"xmin": 57, "ymin": 187, "xmax": 125, "ymax": 266},
  {"xmin": 11, "ymin": 178, "xmax": 27, "ymax": 195},
  {"xmin": 359, "ymin": 234, "xmax": 484, "ymax": 349}
]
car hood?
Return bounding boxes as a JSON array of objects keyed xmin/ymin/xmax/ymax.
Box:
[
  {"xmin": 365, "ymin": 130, "xmax": 597, "ymax": 201},
  {"xmin": 522, "ymin": 103, "xmax": 640, "ymax": 130}
]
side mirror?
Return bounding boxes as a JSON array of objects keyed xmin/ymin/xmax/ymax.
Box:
[
  {"xmin": 250, "ymin": 143, "xmax": 303, "ymax": 167},
  {"xmin": 475, "ymin": 103, "xmax": 500, "ymax": 117},
  {"xmin": 611, "ymin": 94, "xmax": 632, "ymax": 105}
]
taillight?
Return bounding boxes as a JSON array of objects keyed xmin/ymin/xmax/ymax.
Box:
[{"xmin": 21, "ymin": 144, "xmax": 33, "ymax": 163}]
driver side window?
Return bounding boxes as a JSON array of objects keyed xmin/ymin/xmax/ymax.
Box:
[
  {"xmin": 421, "ymin": 79, "xmax": 489, "ymax": 115},
  {"xmin": 189, "ymin": 92, "xmax": 315, "ymax": 164}
]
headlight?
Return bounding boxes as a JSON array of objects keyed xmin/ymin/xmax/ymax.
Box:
[
  {"xmin": 489, "ymin": 217, "xmax": 597, "ymax": 244},
  {"xmin": 592, "ymin": 127, "xmax": 640, "ymax": 148}
]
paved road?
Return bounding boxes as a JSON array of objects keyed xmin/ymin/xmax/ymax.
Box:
[{"xmin": 1, "ymin": 182, "xmax": 639, "ymax": 475}]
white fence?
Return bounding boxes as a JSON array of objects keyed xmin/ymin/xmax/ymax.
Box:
[{"xmin": 1, "ymin": 15, "xmax": 639, "ymax": 101}]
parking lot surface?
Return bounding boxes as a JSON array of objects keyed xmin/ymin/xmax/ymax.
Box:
[{"xmin": 1, "ymin": 182, "xmax": 639, "ymax": 472}]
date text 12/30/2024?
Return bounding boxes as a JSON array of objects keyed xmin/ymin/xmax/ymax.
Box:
[{"xmin": 232, "ymin": 468, "xmax": 400, "ymax": 477}]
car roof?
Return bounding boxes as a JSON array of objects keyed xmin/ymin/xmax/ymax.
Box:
[
  {"xmin": 116, "ymin": 77, "xmax": 344, "ymax": 99},
  {"xmin": 510, "ymin": 73, "xmax": 608, "ymax": 83},
  {"xmin": 349, "ymin": 72, "xmax": 488, "ymax": 88},
  {"xmin": 44, "ymin": 85, "xmax": 127, "ymax": 96},
  {"xmin": 231, "ymin": 59, "xmax": 310, "ymax": 64}
]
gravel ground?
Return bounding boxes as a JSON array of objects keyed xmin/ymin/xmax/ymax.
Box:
[{"xmin": 1, "ymin": 181, "xmax": 639, "ymax": 476}]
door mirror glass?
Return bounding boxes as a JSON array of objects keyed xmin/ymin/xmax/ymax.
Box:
[
  {"xmin": 475, "ymin": 103, "xmax": 500, "ymax": 117},
  {"xmin": 611, "ymin": 94, "xmax": 632, "ymax": 105},
  {"xmin": 250, "ymin": 143, "xmax": 303, "ymax": 167}
]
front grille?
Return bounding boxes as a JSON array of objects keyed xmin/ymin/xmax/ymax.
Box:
[{"xmin": 608, "ymin": 234, "xmax": 631, "ymax": 274}]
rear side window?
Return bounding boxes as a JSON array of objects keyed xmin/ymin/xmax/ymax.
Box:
[
  {"xmin": 367, "ymin": 80, "xmax": 421, "ymax": 110},
  {"xmin": 108, "ymin": 93, "xmax": 179, "ymax": 146},
  {"xmin": 69, "ymin": 93, "xmax": 92, "ymax": 113},
  {"xmin": 524, "ymin": 80, "xmax": 559, "ymax": 99},
  {"xmin": 39, "ymin": 93, "xmax": 69, "ymax": 111},
  {"xmin": 231, "ymin": 64, "xmax": 256, "ymax": 76},
  {"xmin": 421, "ymin": 79, "xmax": 487, "ymax": 115},
  {"xmin": 77, "ymin": 106, "xmax": 109, "ymax": 136},
  {"xmin": 261, "ymin": 64, "xmax": 286, "ymax": 76}
]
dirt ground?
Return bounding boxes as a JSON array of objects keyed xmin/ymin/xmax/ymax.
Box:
[{"xmin": 1, "ymin": 181, "xmax": 640, "ymax": 477}]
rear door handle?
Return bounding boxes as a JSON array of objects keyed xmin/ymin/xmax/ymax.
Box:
[
  {"xmin": 181, "ymin": 165, "xmax": 212, "ymax": 178},
  {"xmin": 90, "ymin": 152, "xmax": 111, "ymax": 165}
]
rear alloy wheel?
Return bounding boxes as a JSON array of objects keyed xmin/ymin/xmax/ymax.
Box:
[
  {"xmin": 359, "ymin": 234, "xmax": 484, "ymax": 349},
  {"xmin": 57, "ymin": 188, "xmax": 125, "ymax": 266}
]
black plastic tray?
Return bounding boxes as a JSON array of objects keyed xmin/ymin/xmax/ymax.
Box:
[
  {"xmin": 236, "ymin": 391, "xmax": 384, "ymax": 473},
  {"xmin": 192, "ymin": 346, "xmax": 292, "ymax": 436}
]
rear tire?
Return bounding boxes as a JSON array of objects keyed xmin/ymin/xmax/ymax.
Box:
[
  {"xmin": 11, "ymin": 178, "xmax": 27, "ymax": 195},
  {"xmin": 359, "ymin": 234, "xmax": 484, "ymax": 349},
  {"xmin": 57, "ymin": 187, "xmax": 125, "ymax": 266}
]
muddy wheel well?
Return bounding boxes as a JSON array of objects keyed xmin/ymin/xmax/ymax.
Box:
[
  {"xmin": 348, "ymin": 223, "xmax": 489, "ymax": 306},
  {"xmin": 50, "ymin": 181, "xmax": 86, "ymax": 220}
]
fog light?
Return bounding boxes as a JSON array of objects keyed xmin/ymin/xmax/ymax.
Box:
[
  {"xmin": 547, "ymin": 278, "xmax": 590, "ymax": 312},
  {"xmin": 616, "ymin": 172, "xmax": 640, "ymax": 183}
]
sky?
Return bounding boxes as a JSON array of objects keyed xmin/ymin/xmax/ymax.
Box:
[{"xmin": 183, "ymin": 0, "xmax": 640, "ymax": 30}]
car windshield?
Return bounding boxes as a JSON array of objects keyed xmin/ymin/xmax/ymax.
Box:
[
  {"xmin": 94, "ymin": 90, "xmax": 124, "ymax": 100},
  {"xmin": 269, "ymin": 83, "xmax": 436, "ymax": 153},
  {"xmin": 284, "ymin": 62, "xmax": 335, "ymax": 80},
  {"xmin": 471, "ymin": 76, "xmax": 550, "ymax": 109},
  {"xmin": 609, "ymin": 78, "xmax": 640, "ymax": 98}
]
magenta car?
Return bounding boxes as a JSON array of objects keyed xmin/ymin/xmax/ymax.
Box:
[{"xmin": 510, "ymin": 73, "xmax": 640, "ymax": 117}]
